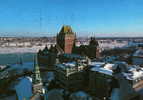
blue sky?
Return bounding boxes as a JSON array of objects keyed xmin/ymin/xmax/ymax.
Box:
[{"xmin": 0, "ymin": 0, "xmax": 143, "ymax": 37}]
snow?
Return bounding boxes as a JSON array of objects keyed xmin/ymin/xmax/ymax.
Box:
[
  {"xmin": 0, "ymin": 65, "xmax": 7, "ymax": 70},
  {"xmin": 99, "ymin": 41, "xmax": 128, "ymax": 50},
  {"xmin": 133, "ymin": 49, "xmax": 143, "ymax": 57},
  {"xmin": 132, "ymin": 71, "xmax": 143, "ymax": 79},
  {"xmin": 0, "ymin": 46, "xmax": 45, "ymax": 54},
  {"xmin": 15, "ymin": 77, "xmax": 33, "ymax": 100},
  {"xmin": 64, "ymin": 62, "xmax": 76, "ymax": 67},
  {"xmin": 56, "ymin": 62, "xmax": 77, "ymax": 70},
  {"xmin": 122, "ymin": 65, "xmax": 143, "ymax": 80},
  {"xmin": 91, "ymin": 67, "xmax": 113, "ymax": 76},
  {"xmin": 90, "ymin": 61, "xmax": 143, "ymax": 80},
  {"xmin": 89, "ymin": 62, "xmax": 105, "ymax": 67},
  {"xmin": 56, "ymin": 64, "xmax": 66, "ymax": 69},
  {"xmin": 90, "ymin": 62, "xmax": 113, "ymax": 76},
  {"xmin": 104, "ymin": 64, "xmax": 115, "ymax": 70}
]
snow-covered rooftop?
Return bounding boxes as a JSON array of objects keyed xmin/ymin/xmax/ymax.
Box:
[
  {"xmin": 56, "ymin": 61, "xmax": 77, "ymax": 70},
  {"xmin": 90, "ymin": 62, "xmax": 105, "ymax": 67},
  {"xmin": 123, "ymin": 66, "xmax": 143, "ymax": 80},
  {"xmin": 90, "ymin": 61, "xmax": 143, "ymax": 80},
  {"xmin": 133, "ymin": 49, "xmax": 143, "ymax": 58},
  {"xmin": 90, "ymin": 62, "xmax": 113, "ymax": 76}
]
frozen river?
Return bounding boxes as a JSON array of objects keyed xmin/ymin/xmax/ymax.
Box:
[{"xmin": 0, "ymin": 53, "xmax": 35, "ymax": 65}]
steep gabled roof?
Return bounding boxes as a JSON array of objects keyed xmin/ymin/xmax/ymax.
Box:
[{"xmin": 59, "ymin": 25, "xmax": 74, "ymax": 35}]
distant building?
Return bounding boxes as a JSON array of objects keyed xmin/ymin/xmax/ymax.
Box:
[
  {"xmin": 89, "ymin": 37, "xmax": 100, "ymax": 58},
  {"xmin": 73, "ymin": 37, "xmax": 99, "ymax": 59},
  {"xmin": 132, "ymin": 49, "xmax": 143, "ymax": 66},
  {"xmin": 57, "ymin": 25, "xmax": 76, "ymax": 54},
  {"xmin": 88, "ymin": 62, "xmax": 143, "ymax": 100}
]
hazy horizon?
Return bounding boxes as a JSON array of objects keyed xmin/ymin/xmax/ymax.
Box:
[{"xmin": 0, "ymin": 32, "xmax": 143, "ymax": 38}]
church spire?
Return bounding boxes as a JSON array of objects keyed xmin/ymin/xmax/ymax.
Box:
[{"xmin": 33, "ymin": 55, "xmax": 42, "ymax": 84}]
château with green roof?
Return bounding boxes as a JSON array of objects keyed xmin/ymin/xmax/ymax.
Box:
[
  {"xmin": 59, "ymin": 25, "xmax": 74, "ymax": 35},
  {"xmin": 57, "ymin": 25, "xmax": 76, "ymax": 54}
]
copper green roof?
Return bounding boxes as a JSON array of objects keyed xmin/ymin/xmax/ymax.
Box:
[
  {"xmin": 33, "ymin": 55, "xmax": 42, "ymax": 84},
  {"xmin": 59, "ymin": 25, "xmax": 74, "ymax": 35}
]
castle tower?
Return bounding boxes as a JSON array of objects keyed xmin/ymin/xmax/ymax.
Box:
[
  {"xmin": 57, "ymin": 25, "xmax": 75, "ymax": 54},
  {"xmin": 89, "ymin": 37, "xmax": 99, "ymax": 58},
  {"xmin": 32, "ymin": 55, "xmax": 43, "ymax": 94}
]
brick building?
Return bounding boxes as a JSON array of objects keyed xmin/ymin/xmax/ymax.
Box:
[{"xmin": 56, "ymin": 25, "xmax": 76, "ymax": 54}]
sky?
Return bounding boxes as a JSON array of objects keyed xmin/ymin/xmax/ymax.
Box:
[{"xmin": 0, "ymin": 0, "xmax": 143, "ymax": 37}]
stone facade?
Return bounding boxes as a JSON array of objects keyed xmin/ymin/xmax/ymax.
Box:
[
  {"xmin": 73, "ymin": 37, "xmax": 99, "ymax": 59},
  {"xmin": 37, "ymin": 46, "xmax": 57, "ymax": 70},
  {"xmin": 55, "ymin": 58, "xmax": 87, "ymax": 91},
  {"xmin": 88, "ymin": 62, "xmax": 143, "ymax": 100}
]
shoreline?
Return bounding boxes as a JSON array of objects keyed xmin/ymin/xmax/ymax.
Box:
[{"xmin": 0, "ymin": 46, "xmax": 45, "ymax": 54}]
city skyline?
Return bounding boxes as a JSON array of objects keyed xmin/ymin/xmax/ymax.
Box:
[{"xmin": 0, "ymin": 0, "xmax": 143, "ymax": 37}]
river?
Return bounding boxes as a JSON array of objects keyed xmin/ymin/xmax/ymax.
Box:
[{"xmin": 0, "ymin": 53, "xmax": 35, "ymax": 65}]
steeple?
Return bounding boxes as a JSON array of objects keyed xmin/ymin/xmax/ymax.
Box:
[
  {"xmin": 33, "ymin": 55, "xmax": 42, "ymax": 84},
  {"xmin": 32, "ymin": 55, "xmax": 43, "ymax": 94}
]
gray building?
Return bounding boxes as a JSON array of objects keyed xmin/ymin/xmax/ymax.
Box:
[
  {"xmin": 55, "ymin": 61, "xmax": 87, "ymax": 91},
  {"xmin": 89, "ymin": 61, "xmax": 143, "ymax": 100},
  {"xmin": 132, "ymin": 49, "xmax": 143, "ymax": 66}
]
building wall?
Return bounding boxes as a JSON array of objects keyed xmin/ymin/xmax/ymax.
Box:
[
  {"xmin": 88, "ymin": 71, "xmax": 113, "ymax": 98},
  {"xmin": 64, "ymin": 35, "xmax": 75, "ymax": 54},
  {"xmin": 55, "ymin": 66, "xmax": 84, "ymax": 91},
  {"xmin": 57, "ymin": 32, "xmax": 75, "ymax": 54},
  {"xmin": 38, "ymin": 53, "xmax": 56, "ymax": 70},
  {"xmin": 132, "ymin": 57, "xmax": 143, "ymax": 66}
]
